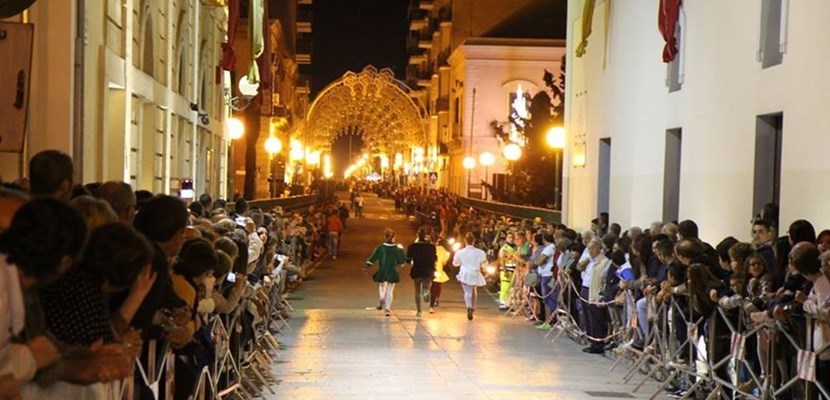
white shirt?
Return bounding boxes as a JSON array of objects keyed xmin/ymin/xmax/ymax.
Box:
[
  {"xmin": 453, "ymin": 245, "xmax": 487, "ymax": 271},
  {"xmin": 538, "ymin": 244, "xmax": 555, "ymax": 277},
  {"xmin": 579, "ymin": 248, "xmax": 593, "ymax": 287},
  {"xmin": 804, "ymin": 275, "xmax": 830, "ymax": 360}
]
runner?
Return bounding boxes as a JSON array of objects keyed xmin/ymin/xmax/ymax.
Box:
[
  {"xmin": 453, "ymin": 233, "xmax": 488, "ymax": 321},
  {"xmin": 363, "ymin": 228, "xmax": 407, "ymax": 317},
  {"xmin": 406, "ymin": 227, "xmax": 437, "ymax": 318}
]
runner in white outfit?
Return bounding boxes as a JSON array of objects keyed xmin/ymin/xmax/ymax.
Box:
[{"xmin": 453, "ymin": 233, "xmax": 487, "ymax": 320}]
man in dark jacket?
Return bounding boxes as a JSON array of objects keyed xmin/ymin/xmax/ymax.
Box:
[{"xmin": 407, "ymin": 227, "xmax": 438, "ymax": 317}]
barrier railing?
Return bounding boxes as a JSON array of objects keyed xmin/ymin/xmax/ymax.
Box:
[
  {"xmin": 228, "ymin": 194, "xmax": 321, "ymax": 214},
  {"xmin": 456, "ymin": 196, "xmax": 561, "ymax": 223},
  {"xmin": 504, "ymin": 272, "xmax": 830, "ymax": 400}
]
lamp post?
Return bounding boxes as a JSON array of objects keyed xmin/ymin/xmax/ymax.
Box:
[
  {"xmin": 464, "ymin": 88, "xmax": 477, "ymax": 198},
  {"xmin": 226, "ymin": 117, "xmax": 245, "ymax": 200},
  {"xmin": 503, "ymin": 143, "xmax": 522, "ymax": 196},
  {"xmin": 462, "ymin": 156, "xmax": 475, "ymax": 197},
  {"xmin": 479, "ymin": 151, "xmax": 495, "ymax": 200},
  {"xmin": 264, "ymin": 135, "xmax": 282, "ymax": 198},
  {"xmin": 546, "ymin": 127, "xmax": 566, "ymax": 209}
]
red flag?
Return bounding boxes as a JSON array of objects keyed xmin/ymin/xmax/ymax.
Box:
[
  {"xmin": 658, "ymin": 0, "xmax": 681, "ymax": 63},
  {"xmin": 220, "ymin": 0, "xmax": 240, "ymax": 71}
]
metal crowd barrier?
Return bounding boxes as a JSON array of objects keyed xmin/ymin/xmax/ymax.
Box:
[
  {"xmin": 122, "ymin": 275, "xmax": 291, "ymax": 400},
  {"xmin": 506, "ymin": 273, "xmax": 830, "ymax": 400}
]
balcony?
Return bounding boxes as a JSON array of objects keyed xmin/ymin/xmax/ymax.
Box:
[
  {"xmin": 298, "ymin": 0, "xmax": 312, "ymax": 4},
  {"xmin": 297, "ymin": 21, "xmax": 312, "ymax": 33},
  {"xmin": 410, "ymin": 17, "xmax": 428, "ymax": 31},
  {"xmin": 419, "ymin": 0, "xmax": 434, "ymax": 11},
  {"xmin": 408, "ymin": 53, "xmax": 427, "ymax": 64}
]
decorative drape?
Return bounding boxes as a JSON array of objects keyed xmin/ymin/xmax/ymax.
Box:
[
  {"xmin": 658, "ymin": 0, "xmax": 682, "ymax": 63},
  {"xmin": 575, "ymin": 0, "xmax": 595, "ymax": 57},
  {"xmin": 247, "ymin": 0, "xmax": 264, "ymax": 83},
  {"xmin": 220, "ymin": 0, "xmax": 240, "ymax": 71}
]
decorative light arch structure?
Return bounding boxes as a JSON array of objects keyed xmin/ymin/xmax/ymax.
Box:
[{"xmin": 305, "ymin": 66, "xmax": 426, "ymax": 154}]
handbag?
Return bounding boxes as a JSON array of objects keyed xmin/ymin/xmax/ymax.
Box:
[
  {"xmin": 614, "ymin": 290, "xmax": 626, "ymax": 306},
  {"xmin": 524, "ymin": 272, "xmax": 539, "ymax": 287}
]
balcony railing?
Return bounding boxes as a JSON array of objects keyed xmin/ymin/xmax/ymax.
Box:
[{"xmin": 419, "ymin": 0, "xmax": 434, "ymax": 11}]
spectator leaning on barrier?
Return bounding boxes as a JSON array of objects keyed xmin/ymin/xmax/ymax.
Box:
[
  {"xmin": 0, "ymin": 199, "xmax": 133, "ymax": 391},
  {"xmin": 129, "ymin": 195, "xmax": 191, "ymax": 348}
]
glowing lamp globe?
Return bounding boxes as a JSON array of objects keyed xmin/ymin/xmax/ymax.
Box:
[
  {"xmin": 479, "ymin": 152, "xmax": 495, "ymax": 167},
  {"xmin": 289, "ymin": 146, "xmax": 305, "ymax": 161},
  {"xmin": 503, "ymin": 144, "xmax": 522, "ymax": 161},
  {"xmin": 462, "ymin": 156, "xmax": 476, "ymax": 170},
  {"xmin": 264, "ymin": 136, "xmax": 282, "ymax": 155},
  {"xmin": 546, "ymin": 127, "xmax": 566, "ymax": 149},
  {"xmin": 226, "ymin": 118, "xmax": 244, "ymax": 140}
]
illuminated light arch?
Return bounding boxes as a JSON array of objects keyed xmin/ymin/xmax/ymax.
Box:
[{"xmin": 305, "ymin": 66, "xmax": 426, "ymax": 154}]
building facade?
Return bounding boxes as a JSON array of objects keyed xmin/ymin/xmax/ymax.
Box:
[
  {"xmin": 406, "ymin": 0, "xmax": 566, "ymax": 197},
  {"xmin": 564, "ymin": 0, "xmax": 830, "ymax": 241},
  {"xmin": 1, "ymin": 0, "xmax": 310, "ymax": 200},
  {"xmin": 1, "ymin": 0, "xmax": 230, "ymax": 198}
]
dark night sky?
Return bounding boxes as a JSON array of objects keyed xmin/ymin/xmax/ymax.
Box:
[
  {"xmin": 312, "ymin": 0, "xmax": 410, "ymax": 95},
  {"xmin": 312, "ymin": 0, "xmax": 409, "ymax": 175}
]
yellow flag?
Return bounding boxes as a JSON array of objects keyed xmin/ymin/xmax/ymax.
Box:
[{"xmin": 575, "ymin": 0, "xmax": 596, "ymax": 58}]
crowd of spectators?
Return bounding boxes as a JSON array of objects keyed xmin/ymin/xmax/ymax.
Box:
[
  {"xmin": 393, "ymin": 185, "xmax": 829, "ymax": 399},
  {"xmin": 0, "ymin": 149, "xmax": 340, "ymax": 399}
]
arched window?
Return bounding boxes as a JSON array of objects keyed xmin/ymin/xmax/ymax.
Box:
[
  {"xmin": 141, "ymin": 14, "xmax": 154, "ymax": 76},
  {"xmin": 174, "ymin": 11, "xmax": 189, "ymax": 95},
  {"xmin": 177, "ymin": 42, "xmax": 187, "ymax": 94},
  {"xmin": 198, "ymin": 41, "xmax": 208, "ymax": 111}
]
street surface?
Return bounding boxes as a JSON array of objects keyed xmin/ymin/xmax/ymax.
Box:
[{"xmin": 268, "ymin": 193, "xmax": 660, "ymax": 399}]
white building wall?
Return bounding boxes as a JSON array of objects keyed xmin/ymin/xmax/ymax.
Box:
[
  {"xmin": 449, "ymin": 40, "xmax": 565, "ymax": 197},
  {"xmin": 565, "ymin": 0, "xmax": 830, "ymax": 242}
]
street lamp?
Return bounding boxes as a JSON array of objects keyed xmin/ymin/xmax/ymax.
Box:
[
  {"xmin": 479, "ymin": 151, "xmax": 495, "ymax": 200},
  {"xmin": 546, "ymin": 127, "xmax": 566, "ymax": 149},
  {"xmin": 225, "ymin": 117, "xmax": 245, "ymax": 200},
  {"xmin": 227, "ymin": 118, "xmax": 244, "ymax": 140},
  {"xmin": 503, "ymin": 143, "xmax": 522, "ymax": 161},
  {"xmin": 462, "ymin": 156, "xmax": 476, "ymax": 169},
  {"xmin": 546, "ymin": 127, "xmax": 565, "ymax": 210},
  {"xmin": 264, "ymin": 135, "xmax": 283, "ymax": 199},
  {"xmin": 264, "ymin": 136, "xmax": 282, "ymax": 155}
]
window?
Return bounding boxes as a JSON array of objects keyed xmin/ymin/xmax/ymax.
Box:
[
  {"xmin": 454, "ymin": 97, "xmax": 461, "ymax": 125},
  {"xmin": 597, "ymin": 138, "xmax": 611, "ymax": 216},
  {"xmin": 753, "ymin": 113, "xmax": 783, "ymax": 218},
  {"xmin": 663, "ymin": 129, "xmax": 682, "ymax": 222},
  {"xmin": 759, "ymin": 0, "xmax": 787, "ymax": 68},
  {"xmin": 141, "ymin": 16, "xmax": 154, "ymax": 76}
]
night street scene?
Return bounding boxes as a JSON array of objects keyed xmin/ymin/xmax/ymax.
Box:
[{"xmin": 1, "ymin": 0, "xmax": 828, "ymax": 399}]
